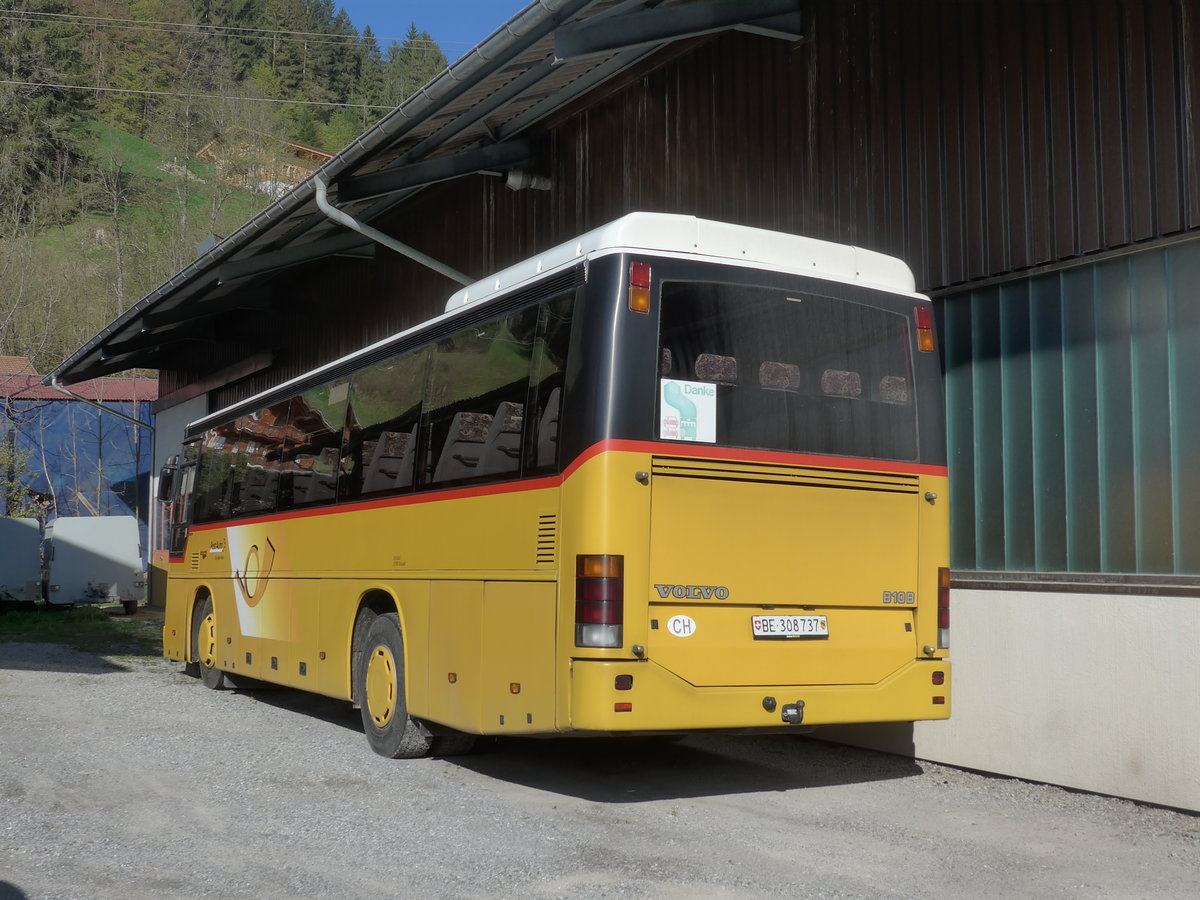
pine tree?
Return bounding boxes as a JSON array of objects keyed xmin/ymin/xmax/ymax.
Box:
[
  {"xmin": 384, "ymin": 23, "xmax": 447, "ymax": 105},
  {"xmin": 0, "ymin": 0, "xmax": 93, "ymax": 233}
]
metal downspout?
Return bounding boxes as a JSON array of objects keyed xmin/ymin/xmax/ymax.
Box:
[
  {"xmin": 49, "ymin": 375, "xmax": 154, "ymax": 436},
  {"xmin": 313, "ymin": 174, "xmax": 472, "ymax": 285}
]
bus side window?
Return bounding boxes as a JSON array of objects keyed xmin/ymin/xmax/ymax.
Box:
[
  {"xmin": 280, "ymin": 383, "xmax": 349, "ymax": 510},
  {"xmin": 344, "ymin": 348, "xmax": 428, "ymax": 501},
  {"xmin": 193, "ymin": 436, "xmax": 234, "ymax": 523},
  {"xmin": 527, "ymin": 292, "xmax": 575, "ymax": 474},
  {"xmin": 425, "ymin": 310, "xmax": 535, "ymax": 488}
]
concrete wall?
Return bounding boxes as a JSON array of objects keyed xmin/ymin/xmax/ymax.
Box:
[{"xmin": 825, "ymin": 589, "xmax": 1200, "ymax": 812}]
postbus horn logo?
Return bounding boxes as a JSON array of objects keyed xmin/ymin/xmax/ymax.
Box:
[{"xmin": 235, "ymin": 537, "xmax": 276, "ymax": 608}]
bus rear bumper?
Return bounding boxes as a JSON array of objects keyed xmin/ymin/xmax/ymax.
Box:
[{"xmin": 568, "ymin": 657, "xmax": 950, "ymax": 732}]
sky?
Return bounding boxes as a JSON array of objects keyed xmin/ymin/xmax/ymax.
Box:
[{"xmin": 335, "ymin": 1, "xmax": 531, "ymax": 60}]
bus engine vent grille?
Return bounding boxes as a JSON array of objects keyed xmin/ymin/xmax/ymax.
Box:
[
  {"xmin": 536, "ymin": 514, "xmax": 558, "ymax": 566},
  {"xmin": 189, "ymin": 552, "xmax": 201, "ymax": 570}
]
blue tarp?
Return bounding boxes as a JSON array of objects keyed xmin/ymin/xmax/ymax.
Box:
[{"xmin": 2, "ymin": 398, "xmax": 154, "ymax": 560}]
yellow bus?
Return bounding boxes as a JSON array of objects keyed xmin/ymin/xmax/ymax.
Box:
[{"xmin": 159, "ymin": 213, "xmax": 950, "ymax": 758}]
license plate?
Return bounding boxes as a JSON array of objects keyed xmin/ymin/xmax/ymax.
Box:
[{"xmin": 751, "ymin": 614, "xmax": 829, "ymax": 639}]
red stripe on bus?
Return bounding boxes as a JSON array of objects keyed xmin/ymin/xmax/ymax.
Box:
[
  {"xmin": 188, "ymin": 473, "xmax": 564, "ymax": 533},
  {"xmin": 187, "ymin": 442, "xmax": 946, "ymax": 533}
]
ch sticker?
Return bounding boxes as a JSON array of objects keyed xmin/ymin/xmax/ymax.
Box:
[
  {"xmin": 235, "ymin": 537, "xmax": 276, "ymax": 608},
  {"xmin": 667, "ymin": 614, "xmax": 697, "ymax": 637}
]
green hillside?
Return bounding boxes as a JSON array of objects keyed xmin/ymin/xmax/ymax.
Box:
[{"xmin": 0, "ymin": 0, "xmax": 447, "ymax": 376}]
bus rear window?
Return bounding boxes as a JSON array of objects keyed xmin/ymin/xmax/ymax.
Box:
[{"xmin": 657, "ymin": 282, "xmax": 919, "ymax": 461}]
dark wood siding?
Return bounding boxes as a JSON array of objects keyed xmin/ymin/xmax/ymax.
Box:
[{"xmin": 173, "ymin": 0, "xmax": 1200, "ymax": 409}]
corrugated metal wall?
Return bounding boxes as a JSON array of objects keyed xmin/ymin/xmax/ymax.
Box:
[
  {"xmin": 192, "ymin": 0, "xmax": 1200, "ymax": 417},
  {"xmin": 943, "ymin": 238, "xmax": 1200, "ymax": 575}
]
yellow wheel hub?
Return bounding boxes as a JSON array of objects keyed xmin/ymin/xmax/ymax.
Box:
[
  {"xmin": 365, "ymin": 645, "xmax": 397, "ymax": 728},
  {"xmin": 199, "ymin": 612, "xmax": 217, "ymax": 669}
]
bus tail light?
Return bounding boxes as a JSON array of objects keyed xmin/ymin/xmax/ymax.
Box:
[
  {"xmin": 576, "ymin": 554, "xmax": 623, "ymax": 648},
  {"xmin": 937, "ymin": 566, "xmax": 950, "ymax": 649},
  {"xmin": 915, "ymin": 305, "xmax": 936, "ymax": 353},
  {"xmin": 629, "ymin": 261, "xmax": 651, "ymax": 313}
]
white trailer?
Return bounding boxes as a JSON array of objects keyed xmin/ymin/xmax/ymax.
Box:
[
  {"xmin": 0, "ymin": 517, "xmax": 42, "ymax": 607},
  {"xmin": 44, "ymin": 516, "xmax": 145, "ymax": 614}
]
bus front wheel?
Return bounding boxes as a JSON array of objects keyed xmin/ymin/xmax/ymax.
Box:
[
  {"xmin": 357, "ymin": 612, "xmax": 432, "ymax": 759},
  {"xmin": 192, "ymin": 596, "xmax": 226, "ymax": 690}
]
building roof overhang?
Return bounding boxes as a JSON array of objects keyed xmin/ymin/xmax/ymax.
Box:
[{"xmin": 46, "ymin": 0, "xmax": 807, "ymax": 388}]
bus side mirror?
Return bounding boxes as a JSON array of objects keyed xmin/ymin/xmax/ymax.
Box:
[{"xmin": 157, "ymin": 463, "xmax": 178, "ymax": 502}]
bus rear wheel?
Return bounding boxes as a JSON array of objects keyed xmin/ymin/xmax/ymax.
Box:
[
  {"xmin": 357, "ymin": 612, "xmax": 432, "ymax": 759},
  {"xmin": 192, "ymin": 596, "xmax": 226, "ymax": 690}
]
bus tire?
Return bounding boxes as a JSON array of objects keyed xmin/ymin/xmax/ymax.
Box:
[
  {"xmin": 192, "ymin": 595, "xmax": 226, "ymax": 690},
  {"xmin": 357, "ymin": 612, "xmax": 431, "ymax": 759}
]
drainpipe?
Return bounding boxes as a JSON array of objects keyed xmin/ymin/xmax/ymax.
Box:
[
  {"xmin": 49, "ymin": 375, "xmax": 154, "ymax": 436},
  {"xmin": 313, "ymin": 174, "xmax": 472, "ymax": 286}
]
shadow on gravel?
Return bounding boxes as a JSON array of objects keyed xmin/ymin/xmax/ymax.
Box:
[
  {"xmin": 233, "ymin": 684, "xmax": 363, "ymax": 734},
  {"xmin": 450, "ymin": 733, "xmax": 922, "ymax": 803},
  {"xmin": 0, "ymin": 881, "xmax": 30, "ymax": 900},
  {"xmin": 203, "ymin": 682, "xmax": 923, "ymax": 802},
  {"xmin": 0, "ymin": 643, "xmax": 137, "ymax": 675}
]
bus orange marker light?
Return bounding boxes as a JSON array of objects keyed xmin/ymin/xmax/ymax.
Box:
[
  {"xmin": 319, "ymin": 651, "xmax": 326, "ymax": 660},
  {"xmin": 510, "ymin": 683, "xmax": 521, "ymax": 694},
  {"xmin": 915, "ymin": 305, "xmax": 936, "ymax": 353},
  {"xmin": 448, "ymin": 672, "xmax": 458, "ymax": 684},
  {"xmin": 933, "ymin": 696, "xmax": 946, "ymax": 705},
  {"xmin": 932, "ymin": 671, "xmax": 945, "ymax": 685},
  {"xmin": 614, "ymin": 674, "xmax": 633, "ymax": 691},
  {"xmin": 629, "ymin": 261, "xmax": 651, "ymax": 313},
  {"xmin": 614, "ymin": 702, "xmax": 633, "ymax": 712},
  {"xmin": 579, "ymin": 554, "xmax": 622, "ymax": 579}
]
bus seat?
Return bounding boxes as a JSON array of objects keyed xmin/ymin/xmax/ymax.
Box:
[
  {"xmin": 729, "ymin": 361, "xmax": 797, "ymax": 449},
  {"xmin": 362, "ymin": 428, "xmax": 415, "ymax": 493},
  {"xmin": 432, "ymin": 411, "xmax": 493, "ymax": 484},
  {"xmin": 821, "ymin": 368, "xmax": 862, "ymax": 398},
  {"xmin": 239, "ymin": 467, "xmax": 270, "ymax": 512},
  {"xmin": 814, "ymin": 369, "xmax": 866, "ymax": 456},
  {"xmin": 693, "ymin": 354, "xmax": 737, "ymax": 439},
  {"xmin": 760, "ymin": 361, "xmax": 801, "ymax": 392},
  {"xmin": 290, "ymin": 468, "xmax": 313, "ymax": 503},
  {"xmin": 477, "ymin": 402, "xmax": 524, "ymax": 477},
  {"xmin": 879, "ymin": 375, "xmax": 910, "ymax": 404},
  {"xmin": 536, "ymin": 388, "xmax": 561, "ymax": 469},
  {"xmin": 695, "ymin": 353, "xmax": 738, "ymax": 384},
  {"xmin": 660, "ymin": 348, "xmax": 673, "ymax": 376}
]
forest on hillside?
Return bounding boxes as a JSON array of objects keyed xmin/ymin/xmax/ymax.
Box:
[{"xmin": 0, "ymin": 0, "xmax": 448, "ymax": 375}]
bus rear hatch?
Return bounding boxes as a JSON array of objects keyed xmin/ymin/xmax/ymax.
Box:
[{"xmin": 646, "ymin": 456, "xmax": 920, "ymax": 688}]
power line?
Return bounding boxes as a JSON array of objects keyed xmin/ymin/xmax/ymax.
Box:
[
  {"xmin": 0, "ymin": 79, "xmax": 396, "ymax": 110},
  {"xmin": 0, "ymin": 9, "xmax": 472, "ymax": 49}
]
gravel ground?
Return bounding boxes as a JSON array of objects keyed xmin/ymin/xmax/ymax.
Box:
[{"xmin": 1, "ymin": 639, "xmax": 1198, "ymax": 900}]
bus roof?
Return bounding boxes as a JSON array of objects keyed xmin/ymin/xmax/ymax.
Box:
[
  {"xmin": 444, "ymin": 212, "xmax": 918, "ymax": 313},
  {"xmin": 188, "ymin": 213, "xmax": 920, "ymax": 436}
]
